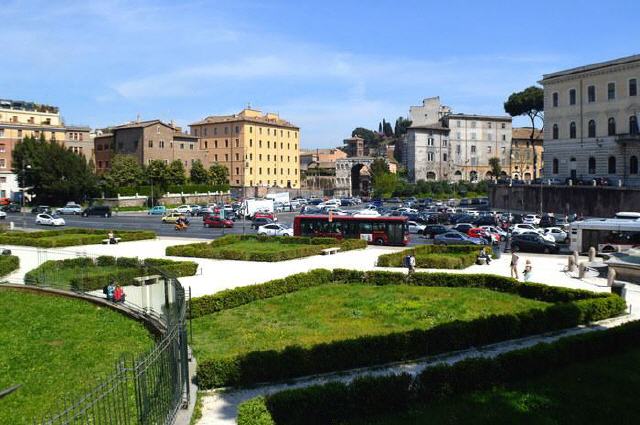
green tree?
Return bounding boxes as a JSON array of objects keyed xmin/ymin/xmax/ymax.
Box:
[
  {"xmin": 372, "ymin": 172, "xmax": 398, "ymax": 198},
  {"xmin": 12, "ymin": 135, "xmax": 98, "ymax": 204},
  {"xmin": 383, "ymin": 120, "xmax": 393, "ymax": 137},
  {"xmin": 146, "ymin": 160, "xmax": 169, "ymax": 189},
  {"xmin": 167, "ymin": 160, "xmax": 186, "ymax": 185},
  {"xmin": 394, "ymin": 117, "xmax": 413, "ymax": 137},
  {"xmin": 209, "ymin": 163, "xmax": 229, "ymax": 187},
  {"xmin": 504, "ymin": 86, "xmax": 544, "ymax": 179},
  {"xmin": 103, "ymin": 154, "xmax": 143, "ymax": 190},
  {"xmin": 488, "ymin": 157, "xmax": 502, "ymax": 180},
  {"xmin": 189, "ymin": 159, "xmax": 209, "ymax": 184},
  {"xmin": 370, "ymin": 158, "xmax": 389, "ymax": 177}
]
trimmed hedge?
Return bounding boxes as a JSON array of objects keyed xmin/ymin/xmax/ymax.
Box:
[
  {"xmin": 376, "ymin": 244, "xmax": 480, "ymax": 269},
  {"xmin": 24, "ymin": 256, "xmax": 198, "ymax": 291},
  {"xmin": 0, "ymin": 255, "xmax": 19, "ymax": 278},
  {"xmin": 238, "ymin": 319, "xmax": 640, "ymax": 425},
  {"xmin": 0, "ymin": 228, "xmax": 156, "ymax": 248},
  {"xmin": 166, "ymin": 235, "xmax": 367, "ymax": 262},
  {"xmin": 194, "ymin": 269, "xmax": 626, "ymax": 388}
]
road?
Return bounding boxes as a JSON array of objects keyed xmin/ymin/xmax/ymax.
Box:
[{"xmin": 6, "ymin": 209, "xmax": 434, "ymax": 245}]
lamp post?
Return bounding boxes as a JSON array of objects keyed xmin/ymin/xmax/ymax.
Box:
[{"xmin": 21, "ymin": 163, "xmax": 31, "ymax": 229}]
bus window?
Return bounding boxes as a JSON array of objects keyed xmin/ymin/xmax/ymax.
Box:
[
  {"xmin": 360, "ymin": 222, "xmax": 373, "ymax": 233},
  {"xmin": 373, "ymin": 222, "xmax": 386, "ymax": 232}
]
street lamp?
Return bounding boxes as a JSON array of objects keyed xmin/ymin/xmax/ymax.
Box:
[{"xmin": 21, "ymin": 164, "xmax": 31, "ymax": 229}]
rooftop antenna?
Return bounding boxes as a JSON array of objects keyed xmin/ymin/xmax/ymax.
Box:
[{"xmin": 136, "ymin": 113, "xmax": 140, "ymax": 123}]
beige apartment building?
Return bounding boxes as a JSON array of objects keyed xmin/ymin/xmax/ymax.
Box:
[
  {"xmin": 94, "ymin": 120, "xmax": 205, "ymax": 174},
  {"xmin": 541, "ymin": 54, "xmax": 640, "ymax": 185},
  {"xmin": 190, "ymin": 108, "xmax": 300, "ymax": 188},
  {"xmin": 510, "ymin": 127, "xmax": 543, "ymax": 180}
]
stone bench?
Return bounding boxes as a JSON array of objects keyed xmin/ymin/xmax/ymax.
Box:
[
  {"xmin": 321, "ymin": 247, "xmax": 341, "ymax": 255},
  {"xmin": 101, "ymin": 238, "xmax": 122, "ymax": 244}
]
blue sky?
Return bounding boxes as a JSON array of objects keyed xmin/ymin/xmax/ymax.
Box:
[{"xmin": 2, "ymin": 0, "xmax": 639, "ymax": 148}]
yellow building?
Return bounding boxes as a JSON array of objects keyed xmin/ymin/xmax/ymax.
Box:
[{"xmin": 190, "ymin": 108, "xmax": 300, "ymax": 188}]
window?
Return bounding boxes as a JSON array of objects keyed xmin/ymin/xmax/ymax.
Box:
[
  {"xmin": 608, "ymin": 156, "xmax": 616, "ymax": 174},
  {"xmin": 456, "ymin": 132, "xmax": 461, "ymax": 139},
  {"xmin": 470, "ymin": 121, "xmax": 476, "ymax": 128},
  {"xmin": 588, "ymin": 85, "xmax": 596, "ymax": 102},
  {"xmin": 588, "ymin": 157, "xmax": 596, "ymax": 174},
  {"xmin": 456, "ymin": 145, "xmax": 461, "ymax": 154},
  {"xmin": 568, "ymin": 89, "xmax": 576, "ymax": 105},
  {"xmin": 501, "ymin": 123, "xmax": 506, "ymax": 129},
  {"xmin": 608, "ymin": 117, "xmax": 616, "ymax": 136},
  {"xmin": 235, "ymin": 167, "xmax": 239, "ymax": 175},
  {"xmin": 471, "ymin": 133, "xmax": 476, "ymax": 140},
  {"xmin": 267, "ymin": 154, "xmax": 270, "ymax": 161},
  {"xmin": 224, "ymin": 127, "xmax": 228, "ymax": 135},
  {"xmin": 156, "ymin": 125, "xmax": 160, "ymax": 134},
  {"xmin": 159, "ymin": 140, "xmax": 165, "ymax": 148},
  {"xmin": 267, "ymin": 141, "xmax": 270, "ymax": 148},
  {"xmin": 630, "ymin": 79, "xmax": 638, "ymax": 97},
  {"xmin": 630, "ymin": 115, "xmax": 639, "ymax": 135},
  {"xmin": 427, "ymin": 138, "xmax": 434, "ymax": 146},
  {"xmin": 552, "ymin": 158, "xmax": 559, "ymax": 174},
  {"xmin": 259, "ymin": 140, "xmax": 262, "ymax": 148},
  {"xmin": 190, "ymin": 144, "xmax": 194, "ymax": 150},
  {"xmin": 608, "ymin": 82, "xmax": 616, "ymax": 100},
  {"xmin": 236, "ymin": 139, "xmax": 239, "ymax": 147},
  {"xmin": 487, "ymin": 122, "xmax": 492, "ymax": 129},
  {"xmin": 487, "ymin": 146, "xmax": 492, "ymax": 153},
  {"xmin": 569, "ymin": 122, "xmax": 577, "ymax": 139},
  {"xmin": 552, "ymin": 92, "xmax": 559, "ymax": 107},
  {"xmin": 235, "ymin": 126, "xmax": 239, "ymax": 134},
  {"xmin": 148, "ymin": 140, "xmax": 153, "ymax": 148},
  {"xmin": 427, "ymin": 152, "xmax": 434, "ymax": 161},
  {"xmin": 443, "ymin": 140, "xmax": 448, "ymax": 147},
  {"xmin": 0, "ymin": 159, "xmax": 5, "ymax": 168},
  {"xmin": 249, "ymin": 139, "xmax": 253, "ymax": 147},
  {"xmin": 443, "ymin": 153, "xmax": 447, "ymax": 161},
  {"xmin": 502, "ymin": 134, "xmax": 506, "ymax": 141},
  {"xmin": 470, "ymin": 145, "xmax": 476, "ymax": 154},
  {"xmin": 180, "ymin": 143, "xmax": 184, "ymax": 149},
  {"xmin": 214, "ymin": 127, "xmax": 218, "ymax": 135},
  {"xmin": 552, "ymin": 124, "xmax": 559, "ymax": 140},
  {"xmin": 235, "ymin": 153, "xmax": 239, "ymax": 160},
  {"xmin": 631, "ymin": 156, "xmax": 639, "ymax": 175},
  {"xmin": 588, "ymin": 120, "xmax": 596, "ymax": 138},
  {"xmin": 203, "ymin": 128, "xmax": 207, "ymax": 137},
  {"xmin": 225, "ymin": 140, "xmax": 229, "ymax": 148},
  {"xmin": 225, "ymin": 154, "xmax": 229, "ymax": 161},
  {"xmin": 214, "ymin": 154, "xmax": 218, "ymax": 161},
  {"xmin": 0, "ymin": 129, "xmax": 4, "ymax": 138}
]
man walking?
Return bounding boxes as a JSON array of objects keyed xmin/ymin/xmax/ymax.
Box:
[{"xmin": 510, "ymin": 252, "xmax": 520, "ymax": 279}]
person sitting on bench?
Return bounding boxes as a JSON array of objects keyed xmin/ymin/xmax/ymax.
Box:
[
  {"xmin": 108, "ymin": 230, "xmax": 118, "ymax": 245},
  {"xmin": 478, "ymin": 249, "xmax": 492, "ymax": 265}
]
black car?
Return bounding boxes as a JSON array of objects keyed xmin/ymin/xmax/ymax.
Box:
[
  {"xmin": 422, "ymin": 224, "xmax": 449, "ymax": 239},
  {"xmin": 452, "ymin": 223, "xmax": 474, "ymax": 234},
  {"xmin": 252, "ymin": 217, "xmax": 274, "ymax": 229},
  {"xmin": 451, "ymin": 214, "xmax": 476, "ymax": 225},
  {"xmin": 473, "ymin": 215, "xmax": 498, "ymax": 226},
  {"xmin": 539, "ymin": 215, "xmax": 557, "ymax": 228},
  {"xmin": 3, "ymin": 203, "xmax": 21, "ymax": 213},
  {"xmin": 81, "ymin": 205, "xmax": 112, "ymax": 218},
  {"xmin": 510, "ymin": 234, "xmax": 559, "ymax": 254},
  {"xmin": 31, "ymin": 205, "xmax": 51, "ymax": 214}
]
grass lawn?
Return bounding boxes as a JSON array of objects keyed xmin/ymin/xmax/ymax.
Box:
[
  {"xmin": 192, "ymin": 284, "xmax": 550, "ymax": 361},
  {"xmin": 0, "ymin": 228, "xmax": 156, "ymax": 247},
  {"xmin": 0, "ymin": 288, "xmax": 154, "ymax": 424},
  {"xmin": 167, "ymin": 235, "xmax": 366, "ymax": 262},
  {"xmin": 347, "ymin": 346, "xmax": 640, "ymax": 425}
]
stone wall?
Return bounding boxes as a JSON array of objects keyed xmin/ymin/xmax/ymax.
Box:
[
  {"xmin": 98, "ymin": 193, "xmax": 231, "ymax": 208},
  {"xmin": 488, "ymin": 184, "xmax": 640, "ymax": 217}
]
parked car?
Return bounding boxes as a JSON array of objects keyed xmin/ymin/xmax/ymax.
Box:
[
  {"xmin": 35, "ymin": 213, "xmax": 65, "ymax": 226},
  {"xmin": 56, "ymin": 203, "xmax": 82, "ymax": 215},
  {"xmin": 0, "ymin": 210, "xmax": 6, "ymax": 219},
  {"xmin": 479, "ymin": 225, "xmax": 507, "ymax": 240},
  {"xmin": 31, "ymin": 205, "xmax": 51, "ymax": 214},
  {"xmin": 161, "ymin": 212, "xmax": 186, "ymax": 224},
  {"xmin": 543, "ymin": 227, "xmax": 569, "ymax": 243},
  {"xmin": 473, "ymin": 215, "xmax": 498, "ymax": 226},
  {"xmin": 523, "ymin": 214, "xmax": 542, "ymax": 225},
  {"xmin": 148, "ymin": 205, "xmax": 167, "ymax": 215},
  {"xmin": 539, "ymin": 215, "xmax": 557, "ymax": 228},
  {"xmin": 252, "ymin": 217, "xmax": 274, "ymax": 229},
  {"xmin": 520, "ymin": 230, "xmax": 556, "ymax": 243},
  {"xmin": 203, "ymin": 214, "xmax": 234, "ymax": 228},
  {"xmin": 2, "ymin": 203, "xmax": 21, "ymax": 213},
  {"xmin": 452, "ymin": 223, "xmax": 474, "ymax": 234},
  {"xmin": 407, "ymin": 221, "xmax": 426, "ymax": 234},
  {"xmin": 258, "ymin": 223, "xmax": 293, "ymax": 237},
  {"xmin": 422, "ymin": 224, "xmax": 449, "ymax": 239},
  {"xmin": 510, "ymin": 233, "xmax": 559, "ymax": 254},
  {"xmin": 511, "ymin": 223, "xmax": 538, "ymax": 235},
  {"xmin": 254, "ymin": 211, "xmax": 277, "ymax": 222},
  {"xmin": 174, "ymin": 205, "xmax": 193, "ymax": 215},
  {"xmin": 434, "ymin": 231, "xmax": 487, "ymax": 246},
  {"xmin": 81, "ymin": 205, "xmax": 112, "ymax": 218}
]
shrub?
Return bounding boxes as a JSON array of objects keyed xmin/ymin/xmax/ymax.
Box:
[
  {"xmin": 194, "ymin": 269, "xmax": 626, "ymax": 388},
  {"xmin": 241, "ymin": 320, "xmax": 640, "ymax": 425},
  {"xmin": 376, "ymin": 245, "xmax": 480, "ymax": 269},
  {"xmin": 0, "ymin": 229, "xmax": 155, "ymax": 247},
  {"xmin": 0, "ymin": 255, "xmax": 19, "ymax": 277}
]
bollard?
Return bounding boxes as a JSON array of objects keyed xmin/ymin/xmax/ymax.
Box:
[
  {"xmin": 568, "ymin": 255, "xmax": 577, "ymax": 272},
  {"xmin": 9, "ymin": 221, "xmax": 14, "ymax": 230},
  {"xmin": 607, "ymin": 268, "xmax": 616, "ymax": 287},
  {"xmin": 578, "ymin": 262, "xmax": 586, "ymax": 278},
  {"xmin": 588, "ymin": 247, "xmax": 596, "ymax": 262},
  {"xmin": 573, "ymin": 251, "xmax": 579, "ymax": 267}
]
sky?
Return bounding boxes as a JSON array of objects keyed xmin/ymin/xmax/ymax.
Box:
[{"xmin": 2, "ymin": 0, "xmax": 640, "ymax": 148}]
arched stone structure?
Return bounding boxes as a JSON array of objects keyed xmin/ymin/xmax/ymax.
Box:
[{"xmin": 335, "ymin": 157, "xmax": 387, "ymax": 197}]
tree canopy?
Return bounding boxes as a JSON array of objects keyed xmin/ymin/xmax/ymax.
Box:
[
  {"xmin": 167, "ymin": 160, "xmax": 187, "ymax": 185},
  {"xmin": 189, "ymin": 159, "xmax": 209, "ymax": 184},
  {"xmin": 504, "ymin": 86, "xmax": 544, "ymax": 178},
  {"xmin": 209, "ymin": 163, "xmax": 229, "ymax": 187},
  {"xmin": 103, "ymin": 154, "xmax": 144, "ymax": 190},
  {"xmin": 488, "ymin": 157, "xmax": 502, "ymax": 179},
  {"xmin": 12, "ymin": 135, "xmax": 98, "ymax": 205}
]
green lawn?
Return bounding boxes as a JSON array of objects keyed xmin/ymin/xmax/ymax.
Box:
[
  {"xmin": 0, "ymin": 288, "xmax": 154, "ymax": 424},
  {"xmin": 348, "ymin": 347, "xmax": 640, "ymax": 425},
  {"xmin": 192, "ymin": 284, "xmax": 549, "ymax": 360}
]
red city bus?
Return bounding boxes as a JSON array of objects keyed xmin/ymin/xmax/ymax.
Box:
[{"xmin": 293, "ymin": 215, "xmax": 409, "ymax": 246}]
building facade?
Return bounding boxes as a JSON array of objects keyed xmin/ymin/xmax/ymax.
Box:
[
  {"xmin": 190, "ymin": 108, "xmax": 300, "ymax": 188},
  {"xmin": 409, "ymin": 96, "xmax": 452, "ymax": 127},
  {"xmin": 94, "ymin": 120, "xmax": 206, "ymax": 174},
  {"xmin": 405, "ymin": 124, "xmax": 450, "ymax": 181},
  {"xmin": 510, "ymin": 127, "xmax": 543, "ymax": 180},
  {"xmin": 300, "ymin": 148, "xmax": 347, "ymax": 191},
  {"xmin": 540, "ymin": 54, "xmax": 640, "ymax": 185},
  {"xmin": 64, "ymin": 126, "xmax": 94, "ymax": 162}
]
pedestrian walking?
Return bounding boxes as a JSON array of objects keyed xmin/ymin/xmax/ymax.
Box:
[
  {"xmin": 523, "ymin": 259, "xmax": 532, "ymax": 282},
  {"xmin": 510, "ymin": 252, "xmax": 519, "ymax": 279}
]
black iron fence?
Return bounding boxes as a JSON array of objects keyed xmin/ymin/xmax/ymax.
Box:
[{"xmin": 5, "ymin": 249, "xmax": 190, "ymax": 425}]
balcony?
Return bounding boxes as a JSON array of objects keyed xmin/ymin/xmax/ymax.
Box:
[{"xmin": 616, "ymin": 133, "xmax": 640, "ymax": 144}]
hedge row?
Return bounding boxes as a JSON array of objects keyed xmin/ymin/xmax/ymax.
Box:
[
  {"xmin": 237, "ymin": 319, "xmax": 640, "ymax": 425},
  {"xmin": 166, "ymin": 235, "xmax": 367, "ymax": 262},
  {"xmin": 0, "ymin": 255, "xmax": 19, "ymax": 278},
  {"xmin": 376, "ymin": 244, "xmax": 480, "ymax": 269},
  {"xmin": 24, "ymin": 256, "xmax": 198, "ymax": 291},
  {"xmin": 105, "ymin": 183, "xmax": 229, "ymax": 197},
  {"xmin": 0, "ymin": 228, "xmax": 156, "ymax": 247},
  {"xmin": 194, "ymin": 269, "xmax": 626, "ymax": 388}
]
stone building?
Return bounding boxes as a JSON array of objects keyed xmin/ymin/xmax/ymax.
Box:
[
  {"xmin": 409, "ymin": 96, "xmax": 452, "ymax": 127},
  {"xmin": 190, "ymin": 108, "xmax": 300, "ymax": 189},
  {"xmin": 405, "ymin": 123, "xmax": 450, "ymax": 181},
  {"xmin": 540, "ymin": 54, "xmax": 640, "ymax": 185},
  {"xmin": 510, "ymin": 127, "xmax": 543, "ymax": 180}
]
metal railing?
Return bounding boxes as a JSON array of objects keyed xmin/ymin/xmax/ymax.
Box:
[{"xmin": 5, "ymin": 249, "xmax": 190, "ymax": 425}]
